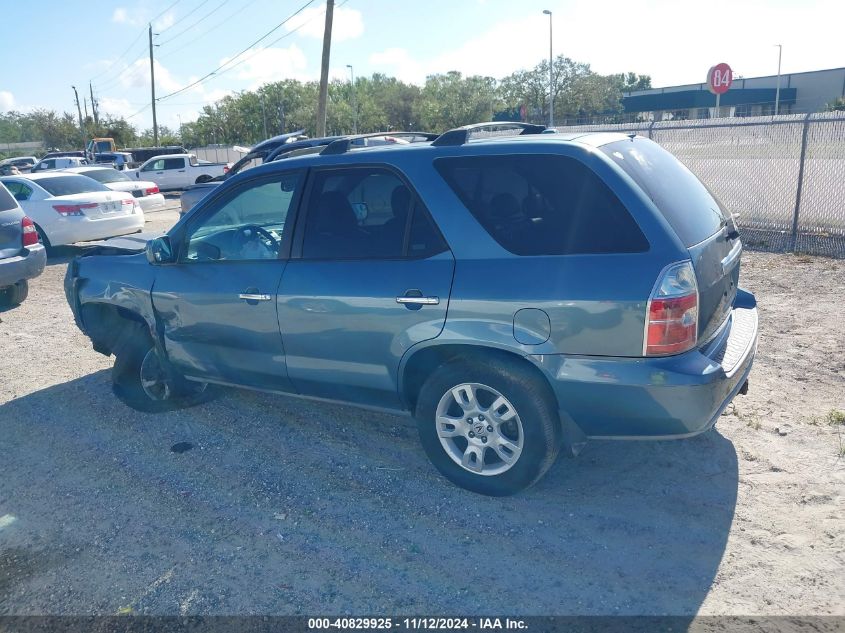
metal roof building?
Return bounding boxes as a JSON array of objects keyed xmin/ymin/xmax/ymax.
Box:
[{"xmin": 623, "ymin": 66, "xmax": 845, "ymax": 120}]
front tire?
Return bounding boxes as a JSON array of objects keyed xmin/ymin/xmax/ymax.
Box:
[
  {"xmin": 112, "ymin": 323, "xmax": 211, "ymax": 413},
  {"xmin": 415, "ymin": 358, "xmax": 562, "ymax": 496}
]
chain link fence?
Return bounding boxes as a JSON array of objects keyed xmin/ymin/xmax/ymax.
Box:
[{"xmin": 555, "ymin": 111, "xmax": 845, "ymax": 257}]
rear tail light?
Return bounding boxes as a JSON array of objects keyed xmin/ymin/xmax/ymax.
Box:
[
  {"xmin": 145, "ymin": 185, "xmax": 159, "ymax": 195},
  {"xmin": 53, "ymin": 203, "xmax": 97, "ymax": 216},
  {"xmin": 21, "ymin": 216, "xmax": 38, "ymax": 247},
  {"xmin": 121, "ymin": 199, "xmax": 134, "ymax": 206},
  {"xmin": 644, "ymin": 261, "xmax": 699, "ymax": 356},
  {"xmin": 223, "ymin": 165, "xmax": 230, "ymax": 174}
]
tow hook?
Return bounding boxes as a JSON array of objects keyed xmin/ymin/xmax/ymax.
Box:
[{"xmin": 739, "ymin": 380, "xmax": 749, "ymax": 396}]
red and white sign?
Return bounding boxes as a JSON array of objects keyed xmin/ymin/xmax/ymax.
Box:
[{"xmin": 707, "ymin": 63, "xmax": 733, "ymax": 95}]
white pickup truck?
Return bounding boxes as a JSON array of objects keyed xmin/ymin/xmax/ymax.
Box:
[{"xmin": 128, "ymin": 154, "xmax": 230, "ymax": 191}]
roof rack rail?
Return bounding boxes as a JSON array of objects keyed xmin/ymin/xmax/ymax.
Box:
[
  {"xmin": 431, "ymin": 122, "xmax": 547, "ymax": 147},
  {"xmin": 320, "ymin": 131, "xmax": 439, "ymax": 155}
]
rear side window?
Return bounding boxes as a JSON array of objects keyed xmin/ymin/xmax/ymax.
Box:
[
  {"xmin": 601, "ymin": 138, "xmax": 728, "ymax": 247},
  {"xmin": 435, "ymin": 154, "xmax": 648, "ymax": 255},
  {"xmin": 302, "ymin": 167, "xmax": 447, "ymax": 260},
  {"xmin": 164, "ymin": 158, "xmax": 185, "ymax": 170},
  {"xmin": 0, "ymin": 183, "xmax": 17, "ymax": 211}
]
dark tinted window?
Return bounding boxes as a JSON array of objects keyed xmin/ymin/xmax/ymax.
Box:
[
  {"xmin": 435, "ymin": 154, "xmax": 648, "ymax": 255},
  {"xmin": 164, "ymin": 157, "xmax": 185, "ymax": 170},
  {"xmin": 37, "ymin": 175, "xmax": 109, "ymax": 196},
  {"xmin": 302, "ymin": 167, "xmax": 446, "ymax": 260},
  {"xmin": 83, "ymin": 168, "xmax": 130, "ymax": 183},
  {"xmin": 3, "ymin": 181, "xmax": 33, "ymax": 201},
  {"xmin": 601, "ymin": 138, "xmax": 728, "ymax": 246},
  {"xmin": 0, "ymin": 183, "xmax": 17, "ymax": 211}
]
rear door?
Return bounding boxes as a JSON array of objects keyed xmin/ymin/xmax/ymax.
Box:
[
  {"xmin": 601, "ymin": 138, "xmax": 740, "ymax": 343},
  {"xmin": 277, "ymin": 165, "xmax": 454, "ymax": 409}
]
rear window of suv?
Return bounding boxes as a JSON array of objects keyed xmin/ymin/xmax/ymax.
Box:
[
  {"xmin": 435, "ymin": 154, "xmax": 648, "ymax": 255},
  {"xmin": 0, "ymin": 183, "xmax": 17, "ymax": 211},
  {"xmin": 601, "ymin": 138, "xmax": 729, "ymax": 247}
]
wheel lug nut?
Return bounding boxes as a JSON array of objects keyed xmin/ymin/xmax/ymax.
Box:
[
  {"xmin": 478, "ymin": 415, "xmax": 485, "ymax": 421},
  {"xmin": 487, "ymin": 425, "xmax": 493, "ymax": 432},
  {"xmin": 468, "ymin": 431, "xmax": 475, "ymax": 438},
  {"xmin": 481, "ymin": 436, "xmax": 487, "ymax": 443},
  {"xmin": 466, "ymin": 418, "xmax": 473, "ymax": 423}
]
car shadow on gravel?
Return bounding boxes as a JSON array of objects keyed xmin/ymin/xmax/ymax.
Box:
[{"xmin": 0, "ymin": 371, "xmax": 738, "ymax": 617}]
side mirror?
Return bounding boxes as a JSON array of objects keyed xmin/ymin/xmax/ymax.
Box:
[{"xmin": 145, "ymin": 236, "xmax": 174, "ymax": 264}]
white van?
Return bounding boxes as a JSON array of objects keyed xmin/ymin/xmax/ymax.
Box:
[{"xmin": 31, "ymin": 156, "xmax": 88, "ymax": 172}]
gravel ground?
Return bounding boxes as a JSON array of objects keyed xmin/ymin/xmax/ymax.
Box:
[{"xmin": 0, "ymin": 206, "xmax": 843, "ymax": 616}]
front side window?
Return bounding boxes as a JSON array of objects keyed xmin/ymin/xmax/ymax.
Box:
[
  {"xmin": 302, "ymin": 167, "xmax": 446, "ymax": 260},
  {"xmin": 435, "ymin": 154, "xmax": 649, "ymax": 256},
  {"xmin": 183, "ymin": 171, "xmax": 302, "ymax": 262},
  {"xmin": 143, "ymin": 159, "xmax": 165, "ymax": 172}
]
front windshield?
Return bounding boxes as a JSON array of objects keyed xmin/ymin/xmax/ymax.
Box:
[
  {"xmin": 37, "ymin": 175, "xmax": 110, "ymax": 196},
  {"xmin": 82, "ymin": 169, "xmax": 131, "ymax": 184}
]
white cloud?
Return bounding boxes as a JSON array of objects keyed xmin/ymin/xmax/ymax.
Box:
[
  {"xmin": 222, "ymin": 45, "xmax": 309, "ymax": 88},
  {"xmin": 97, "ymin": 96, "xmax": 135, "ymax": 119},
  {"xmin": 0, "ymin": 91, "xmax": 14, "ymax": 112},
  {"xmin": 369, "ymin": 48, "xmax": 426, "ymax": 84},
  {"xmin": 120, "ymin": 58, "xmax": 183, "ymax": 94},
  {"xmin": 286, "ymin": 3, "xmax": 363, "ymax": 42},
  {"xmin": 112, "ymin": 7, "xmax": 130, "ymax": 24},
  {"xmin": 369, "ymin": 15, "xmax": 549, "ymax": 85},
  {"xmin": 154, "ymin": 12, "xmax": 175, "ymax": 31}
]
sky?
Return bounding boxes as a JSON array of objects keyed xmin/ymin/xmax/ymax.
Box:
[{"xmin": 2, "ymin": 0, "xmax": 844, "ymax": 131}]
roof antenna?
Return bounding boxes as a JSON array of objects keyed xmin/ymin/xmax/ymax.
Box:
[{"xmin": 627, "ymin": 133, "xmax": 636, "ymax": 141}]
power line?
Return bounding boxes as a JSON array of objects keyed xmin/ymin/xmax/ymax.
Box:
[
  {"xmin": 215, "ymin": 0, "xmax": 348, "ymax": 81},
  {"xmin": 150, "ymin": 0, "xmax": 183, "ymax": 25},
  {"xmin": 157, "ymin": 0, "xmax": 210, "ymax": 35},
  {"xmin": 88, "ymin": 28, "xmax": 146, "ymax": 82},
  {"xmin": 157, "ymin": 0, "xmax": 226, "ymax": 45},
  {"xmin": 156, "ymin": 0, "xmax": 318, "ymax": 101},
  {"xmin": 157, "ymin": 0, "xmax": 261, "ymax": 60}
]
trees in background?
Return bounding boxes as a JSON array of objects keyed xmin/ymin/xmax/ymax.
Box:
[{"xmin": 1, "ymin": 55, "xmax": 651, "ymax": 156}]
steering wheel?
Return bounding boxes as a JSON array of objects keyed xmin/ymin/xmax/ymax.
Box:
[{"xmin": 234, "ymin": 224, "xmax": 279, "ymax": 255}]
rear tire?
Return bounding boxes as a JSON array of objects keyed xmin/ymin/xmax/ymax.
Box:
[
  {"xmin": 415, "ymin": 357, "xmax": 562, "ymax": 496},
  {"xmin": 34, "ymin": 225, "xmax": 52, "ymax": 255},
  {"xmin": 112, "ymin": 322, "xmax": 212, "ymax": 413},
  {"xmin": 0, "ymin": 280, "xmax": 28, "ymax": 307}
]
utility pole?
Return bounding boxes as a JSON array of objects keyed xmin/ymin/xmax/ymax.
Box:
[
  {"xmin": 774, "ymin": 44, "xmax": 783, "ymax": 116},
  {"xmin": 347, "ymin": 64, "xmax": 357, "ymax": 134},
  {"xmin": 89, "ymin": 82, "xmax": 99, "ymax": 128},
  {"xmin": 543, "ymin": 9, "xmax": 554, "ymax": 127},
  {"xmin": 279, "ymin": 101, "xmax": 285, "ymax": 133},
  {"xmin": 149, "ymin": 23, "xmax": 159, "ymax": 146},
  {"xmin": 71, "ymin": 86, "xmax": 84, "ymax": 144},
  {"xmin": 316, "ymin": 0, "xmax": 334, "ymax": 137},
  {"xmin": 261, "ymin": 92, "xmax": 268, "ymax": 139}
]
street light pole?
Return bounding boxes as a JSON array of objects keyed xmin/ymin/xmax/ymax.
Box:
[
  {"xmin": 774, "ymin": 44, "xmax": 783, "ymax": 116},
  {"xmin": 543, "ymin": 10, "xmax": 553, "ymax": 128},
  {"xmin": 347, "ymin": 64, "xmax": 357, "ymax": 134}
]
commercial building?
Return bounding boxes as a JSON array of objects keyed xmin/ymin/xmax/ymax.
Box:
[{"xmin": 623, "ymin": 66, "xmax": 845, "ymax": 120}]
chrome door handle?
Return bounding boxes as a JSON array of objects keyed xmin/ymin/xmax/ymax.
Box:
[
  {"xmin": 396, "ymin": 296, "xmax": 439, "ymax": 305},
  {"xmin": 239, "ymin": 293, "xmax": 271, "ymax": 301}
]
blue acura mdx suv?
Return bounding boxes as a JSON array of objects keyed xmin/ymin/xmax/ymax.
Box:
[{"xmin": 65, "ymin": 123, "xmax": 758, "ymax": 495}]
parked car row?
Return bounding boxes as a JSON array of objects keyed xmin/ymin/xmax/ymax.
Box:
[{"xmin": 63, "ymin": 122, "xmax": 759, "ymax": 496}]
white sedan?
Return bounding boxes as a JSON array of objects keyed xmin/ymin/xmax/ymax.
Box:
[
  {"xmin": 62, "ymin": 166, "xmax": 166, "ymax": 213},
  {"xmin": 0, "ymin": 172, "xmax": 144, "ymax": 248}
]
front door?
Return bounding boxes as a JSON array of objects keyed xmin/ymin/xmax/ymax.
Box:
[
  {"xmin": 152, "ymin": 170, "xmax": 304, "ymax": 390},
  {"xmin": 278, "ymin": 165, "xmax": 455, "ymax": 409}
]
